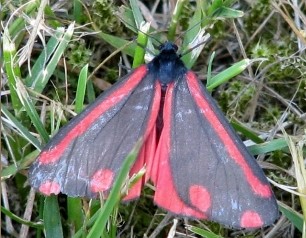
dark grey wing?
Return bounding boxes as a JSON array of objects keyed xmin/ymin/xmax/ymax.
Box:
[
  {"xmin": 29, "ymin": 66, "xmax": 161, "ymax": 198},
  {"xmin": 153, "ymin": 71, "xmax": 278, "ymax": 228}
]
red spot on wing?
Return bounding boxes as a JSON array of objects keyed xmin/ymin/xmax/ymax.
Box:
[
  {"xmin": 240, "ymin": 210, "xmax": 264, "ymax": 228},
  {"xmin": 186, "ymin": 72, "xmax": 272, "ymax": 198},
  {"xmin": 124, "ymin": 82, "xmax": 161, "ymax": 201},
  {"xmin": 39, "ymin": 181, "xmax": 61, "ymax": 195},
  {"xmin": 189, "ymin": 185, "xmax": 211, "ymax": 213},
  {"xmin": 153, "ymin": 83, "xmax": 207, "ymax": 219},
  {"xmin": 38, "ymin": 66, "xmax": 148, "ymax": 165},
  {"xmin": 90, "ymin": 169, "xmax": 114, "ymax": 193}
]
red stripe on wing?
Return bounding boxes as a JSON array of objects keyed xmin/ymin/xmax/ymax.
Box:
[
  {"xmin": 186, "ymin": 71, "xmax": 271, "ymax": 198},
  {"xmin": 153, "ymin": 82, "xmax": 206, "ymax": 219},
  {"xmin": 38, "ymin": 66, "xmax": 148, "ymax": 165}
]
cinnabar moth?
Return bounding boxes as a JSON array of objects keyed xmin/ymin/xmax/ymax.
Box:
[{"xmin": 29, "ymin": 42, "xmax": 278, "ymax": 228}]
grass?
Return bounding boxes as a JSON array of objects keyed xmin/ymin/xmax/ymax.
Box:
[{"xmin": 1, "ymin": 0, "xmax": 306, "ymax": 237}]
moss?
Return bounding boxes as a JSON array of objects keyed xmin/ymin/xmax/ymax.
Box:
[
  {"xmin": 66, "ymin": 38, "xmax": 93, "ymax": 70},
  {"xmin": 92, "ymin": 0, "xmax": 123, "ymax": 34}
]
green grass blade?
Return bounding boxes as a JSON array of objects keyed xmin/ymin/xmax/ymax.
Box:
[
  {"xmin": 44, "ymin": 196, "xmax": 63, "ymax": 238},
  {"xmin": 117, "ymin": 5, "xmax": 137, "ymax": 32},
  {"xmin": 25, "ymin": 29, "xmax": 64, "ymax": 89},
  {"xmin": 15, "ymin": 79, "xmax": 49, "ymax": 143},
  {"xmin": 132, "ymin": 22, "xmax": 150, "ymax": 68},
  {"xmin": 8, "ymin": 1, "xmax": 38, "ymax": 47},
  {"xmin": 129, "ymin": 0, "xmax": 144, "ymax": 28},
  {"xmin": 167, "ymin": 0, "xmax": 187, "ymax": 41},
  {"xmin": 181, "ymin": 2, "xmax": 207, "ymax": 68},
  {"xmin": 3, "ymin": 27, "xmax": 22, "ymax": 112},
  {"xmin": 99, "ymin": 32, "xmax": 136, "ymax": 57},
  {"xmin": 73, "ymin": 0, "xmax": 83, "ymax": 24},
  {"xmin": 127, "ymin": 0, "xmax": 156, "ymax": 55},
  {"xmin": 182, "ymin": 1, "xmax": 202, "ymax": 49},
  {"xmin": 86, "ymin": 80, "xmax": 96, "ymax": 103},
  {"xmin": 1, "ymin": 106, "xmax": 41, "ymax": 149},
  {"xmin": 212, "ymin": 6, "xmax": 244, "ymax": 19},
  {"xmin": 28, "ymin": 23, "xmax": 75, "ymax": 94},
  {"xmin": 186, "ymin": 225, "xmax": 223, "ymax": 238},
  {"xmin": 248, "ymin": 138, "xmax": 288, "ymax": 155},
  {"xmin": 1, "ymin": 206, "xmax": 43, "ymax": 229},
  {"xmin": 231, "ymin": 120, "xmax": 264, "ymax": 144},
  {"xmin": 207, "ymin": 52, "xmax": 216, "ymax": 86},
  {"xmin": 279, "ymin": 202, "xmax": 303, "ymax": 232},
  {"xmin": 206, "ymin": 59, "xmax": 250, "ymax": 91},
  {"xmin": 1, "ymin": 150, "xmax": 39, "ymax": 178},
  {"xmin": 67, "ymin": 197, "xmax": 84, "ymax": 235},
  {"xmin": 75, "ymin": 64, "xmax": 89, "ymax": 113}
]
